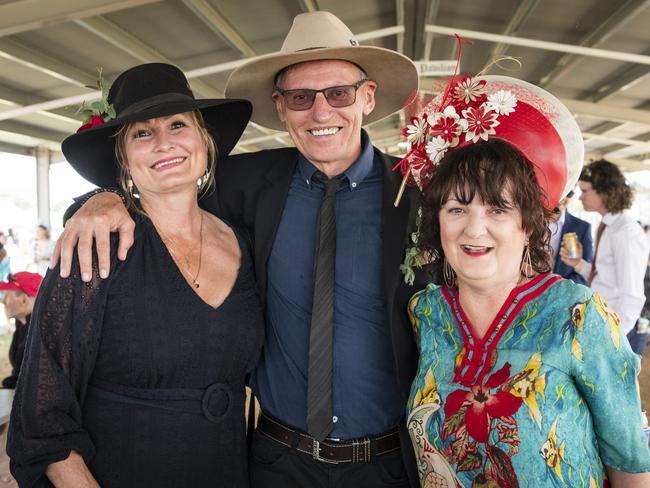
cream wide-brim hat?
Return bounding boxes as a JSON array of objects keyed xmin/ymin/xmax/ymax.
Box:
[{"xmin": 225, "ymin": 11, "xmax": 419, "ymax": 131}]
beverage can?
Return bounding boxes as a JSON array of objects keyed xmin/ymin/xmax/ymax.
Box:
[{"xmin": 562, "ymin": 233, "xmax": 579, "ymax": 259}]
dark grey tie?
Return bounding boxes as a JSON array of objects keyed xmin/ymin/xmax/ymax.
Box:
[{"xmin": 307, "ymin": 171, "xmax": 344, "ymax": 441}]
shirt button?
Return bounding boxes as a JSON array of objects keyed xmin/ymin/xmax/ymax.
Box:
[
  {"xmin": 332, "ymin": 416, "xmax": 338, "ymax": 423},
  {"xmin": 351, "ymin": 182, "xmax": 357, "ymax": 188}
]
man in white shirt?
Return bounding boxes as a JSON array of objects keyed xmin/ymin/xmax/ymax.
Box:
[{"xmin": 561, "ymin": 160, "xmax": 649, "ymax": 354}]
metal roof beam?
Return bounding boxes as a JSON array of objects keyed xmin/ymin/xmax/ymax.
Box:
[
  {"xmin": 74, "ymin": 16, "xmax": 168, "ymax": 66},
  {"xmin": 0, "ymin": 38, "xmax": 94, "ymax": 87},
  {"xmin": 425, "ymin": 25, "xmax": 650, "ymax": 65},
  {"xmin": 412, "ymin": 0, "xmax": 432, "ymax": 61},
  {"xmin": 560, "ymin": 98, "xmax": 650, "ymax": 126},
  {"xmin": 0, "ymin": 120, "xmax": 68, "ymax": 143},
  {"xmin": 421, "ymin": 0, "xmax": 440, "ymax": 60},
  {"xmin": 0, "ymin": 84, "xmax": 80, "ymax": 124},
  {"xmin": 395, "ymin": 0, "xmax": 404, "ymax": 54},
  {"xmin": 401, "ymin": 0, "xmax": 426, "ymax": 60},
  {"xmin": 74, "ymin": 17, "xmax": 228, "ymax": 100},
  {"xmin": 590, "ymin": 64, "xmax": 650, "ymax": 102},
  {"xmin": 540, "ymin": 0, "xmax": 650, "ymax": 87},
  {"xmin": 0, "ymin": 140, "xmax": 32, "ymax": 156},
  {"xmin": 296, "ymin": 0, "xmax": 320, "ymax": 12},
  {"xmin": 0, "ymin": 0, "xmax": 162, "ymax": 37},
  {"xmin": 483, "ymin": 0, "xmax": 540, "ymax": 71},
  {"xmin": 583, "ymin": 132, "xmax": 650, "ymax": 152},
  {"xmin": 181, "ymin": 0, "xmax": 256, "ymax": 58}
]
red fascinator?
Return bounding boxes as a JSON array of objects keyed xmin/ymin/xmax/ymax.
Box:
[{"xmin": 397, "ymin": 74, "xmax": 584, "ymax": 210}]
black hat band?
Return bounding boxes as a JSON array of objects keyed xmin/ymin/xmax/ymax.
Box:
[{"xmin": 118, "ymin": 92, "xmax": 195, "ymax": 118}]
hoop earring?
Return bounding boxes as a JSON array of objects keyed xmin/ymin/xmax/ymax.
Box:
[
  {"xmin": 443, "ymin": 258, "xmax": 456, "ymax": 287},
  {"xmin": 520, "ymin": 245, "xmax": 533, "ymax": 278}
]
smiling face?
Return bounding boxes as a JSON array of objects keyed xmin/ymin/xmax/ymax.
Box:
[
  {"xmin": 272, "ymin": 59, "xmax": 377, "ymax": 176},
  {"xmin": 439, "ymin": 189, "xmax": 528, "ymax": 290},
  {"xmin": 121, "ymin": 112, "xmax": 208, "ymax": 199}
]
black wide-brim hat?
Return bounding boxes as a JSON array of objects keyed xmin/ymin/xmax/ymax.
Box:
[{"xmin": 62, "ymin": 63, "xmax": 252, "ymax": 188}]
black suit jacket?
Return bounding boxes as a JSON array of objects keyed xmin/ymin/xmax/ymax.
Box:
[
  {"xmin": 552, "ymin": 211, "xmax": 593, "ymax": 284},
  {"xmin": 203, "ymin": 145, "xmax": 426, "ymax": 486}
]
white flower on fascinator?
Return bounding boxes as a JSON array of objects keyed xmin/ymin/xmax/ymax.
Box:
[
  {"xmin": 485, "ymin": 90, "xmax": 517, "ymax": 115},
  {"xmin": 453, "ymin": 77, "xmax": 487, "ymax": 103},
  {"xmin": 425, "ymin": 136, "xmax": 451, "ymax": 164},
  {"xmin": 461, "ymin": 105, "xmax": 500, "ymax": 143},
  {"xmin": 404, "ymin": 116, "xmax": 428, "ymax": 145},
  {"xmin": 427, "ymin": 106, "xmax": 467, "ymax": 147}
]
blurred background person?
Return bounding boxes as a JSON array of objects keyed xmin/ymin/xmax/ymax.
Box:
[
  {"xmin": 548, "ymin": 190, "xmax": 593, "ymax": 284},
  {"xmin": 0, "ymin": 272, "xmax": 42, "ymax": 389},
  {"xmin": 0, "ymin": 244, "xmax": 10, "ymax": 281},
  {"xmin": 1, "ymin": 230, "xmax": 23, "ymax": 274},
  {"xmin": 31, "ymin": 225, "xmax": 53, "ymax": 276},
  {"xmin": 561, "ymin": 159, "xmax": 649, "ymax": 355}
]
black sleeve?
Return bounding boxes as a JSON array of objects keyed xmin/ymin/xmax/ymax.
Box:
[
  {"xmin": 1, "ymin": 324, "xmax": 28, "ymax": 389},
  {"xmin": 7, "ymin": 244, "xmax": 117, "ymax": 487}
]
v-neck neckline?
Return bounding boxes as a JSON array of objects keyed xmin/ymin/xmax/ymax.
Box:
[
  {"xmin": 145, "ymin": 215, "xmax": 244, "ymax": 311},
  {"xmin": 441, "ymin": 273, "xmax": 560, "ymax": 386}
]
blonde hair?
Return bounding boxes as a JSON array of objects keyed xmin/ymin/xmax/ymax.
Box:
[{"xmin": 114, "ymin": 110, "xmax": 218, "ymax": 212}]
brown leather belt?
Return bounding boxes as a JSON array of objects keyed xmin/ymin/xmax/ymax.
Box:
[{"xmin": 257, "ymin": 411, "xmax": 401, "ymax": 464}]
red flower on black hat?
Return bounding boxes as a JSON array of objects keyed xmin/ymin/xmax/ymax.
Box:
[
  {"xmin": 76, "ymin": 115, "xmax": 106, "ymax": 133},
  {"xmin": 76, "ymin": 68, "xmax": 115, "ymax": 133}
]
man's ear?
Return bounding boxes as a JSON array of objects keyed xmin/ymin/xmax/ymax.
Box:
[
  {"xmin": 272, "ymin": 92, "xmax": 286, "ymax": 123},
  {"xmin": 361, "ymin": 80, "xmax": 377, "ymax": 117}
]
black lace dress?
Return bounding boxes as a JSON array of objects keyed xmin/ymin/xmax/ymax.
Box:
[{"xmin": 7, "ymin": 214, "xmax": 264, "ymax": 487}]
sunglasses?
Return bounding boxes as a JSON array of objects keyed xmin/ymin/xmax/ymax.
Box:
[{"xmin": 274, "ymin": 79, "xmax": 368, "ymax": 111}]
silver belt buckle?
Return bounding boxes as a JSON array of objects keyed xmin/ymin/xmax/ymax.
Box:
[{"xmin": 312, "ymin": 439, "xmax": 339, "ymax": 464}]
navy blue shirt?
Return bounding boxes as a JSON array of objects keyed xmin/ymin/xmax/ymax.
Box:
[{"xmin": 253, "ymin": 133, "xmax": 404, "ymax": 439}]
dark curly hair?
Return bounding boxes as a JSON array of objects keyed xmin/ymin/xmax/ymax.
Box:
[
  {"xmin": 419, "ymin": 139, "xmax": 552, "ymax": 283},
  {"xmin": 579, "ymin": 159, "xmax": 632, "ymax": 213}
]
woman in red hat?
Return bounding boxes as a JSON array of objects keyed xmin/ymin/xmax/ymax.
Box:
[
  {"xmin": 401, "ymin": 76, "xmax": 650, "ymax": 487},
  {"xmin": 8, "ymin": 64, "xmax": 263, "ymax": 488}
]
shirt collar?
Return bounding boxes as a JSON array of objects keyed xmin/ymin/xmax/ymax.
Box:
[
  {"xmin": 297, "ymin": 130, "xmax": 374, "ymax": 191},
  {"xmin": 602, "ymin": 212, "xmax": 621, "ymax": 225}
]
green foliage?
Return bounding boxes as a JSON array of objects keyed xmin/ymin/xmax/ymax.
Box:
[{"xmin": 77, "ymin": 68, "xmax": 115, "ymax": 124}]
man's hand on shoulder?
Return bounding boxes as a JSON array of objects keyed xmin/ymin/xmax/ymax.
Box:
[{"xmin": 51, "ymin": 191, "xmax": 135, "ymax": 281}]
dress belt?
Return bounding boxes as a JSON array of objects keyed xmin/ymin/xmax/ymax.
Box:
[
  {"xmin": 87, "ymin": 378, "xmax": 237, "ymax": 424},
  {"xmin": 257, "ymin": 411, "xmax": 401, "ymax": 464}
]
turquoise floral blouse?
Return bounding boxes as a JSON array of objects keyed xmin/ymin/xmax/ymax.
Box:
[{"xmin": 407, "ymin": 274, "xmax": 650, "ymax": 488}]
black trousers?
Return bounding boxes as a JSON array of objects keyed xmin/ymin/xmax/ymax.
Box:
[{"xmin": 249, "ymin": 430, "xmax": 411, "ymax": 488}]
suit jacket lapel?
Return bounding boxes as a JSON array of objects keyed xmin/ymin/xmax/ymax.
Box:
[
  {"xmin": 253, "ymin": 151, "xmax": 298, "ymax": 301},
  {"xmin": 379, "ymin": 149, "xmax": 413, "ymax": 312}
]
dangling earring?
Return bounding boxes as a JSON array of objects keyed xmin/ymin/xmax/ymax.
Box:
[
  {"xmin": 127, "ymin": 178, "xmax": 139, "ymax": 199},
  {"xmin": 520, "ymin": 245, "xmax": 533, "ymax": 278},
  {"xmin": 443, "ymin": 258, "xmax": 456, "ymax": 287},
  {"xmin": 197, "ymin": 169, "xmax": 210, "ymax": 191}
]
